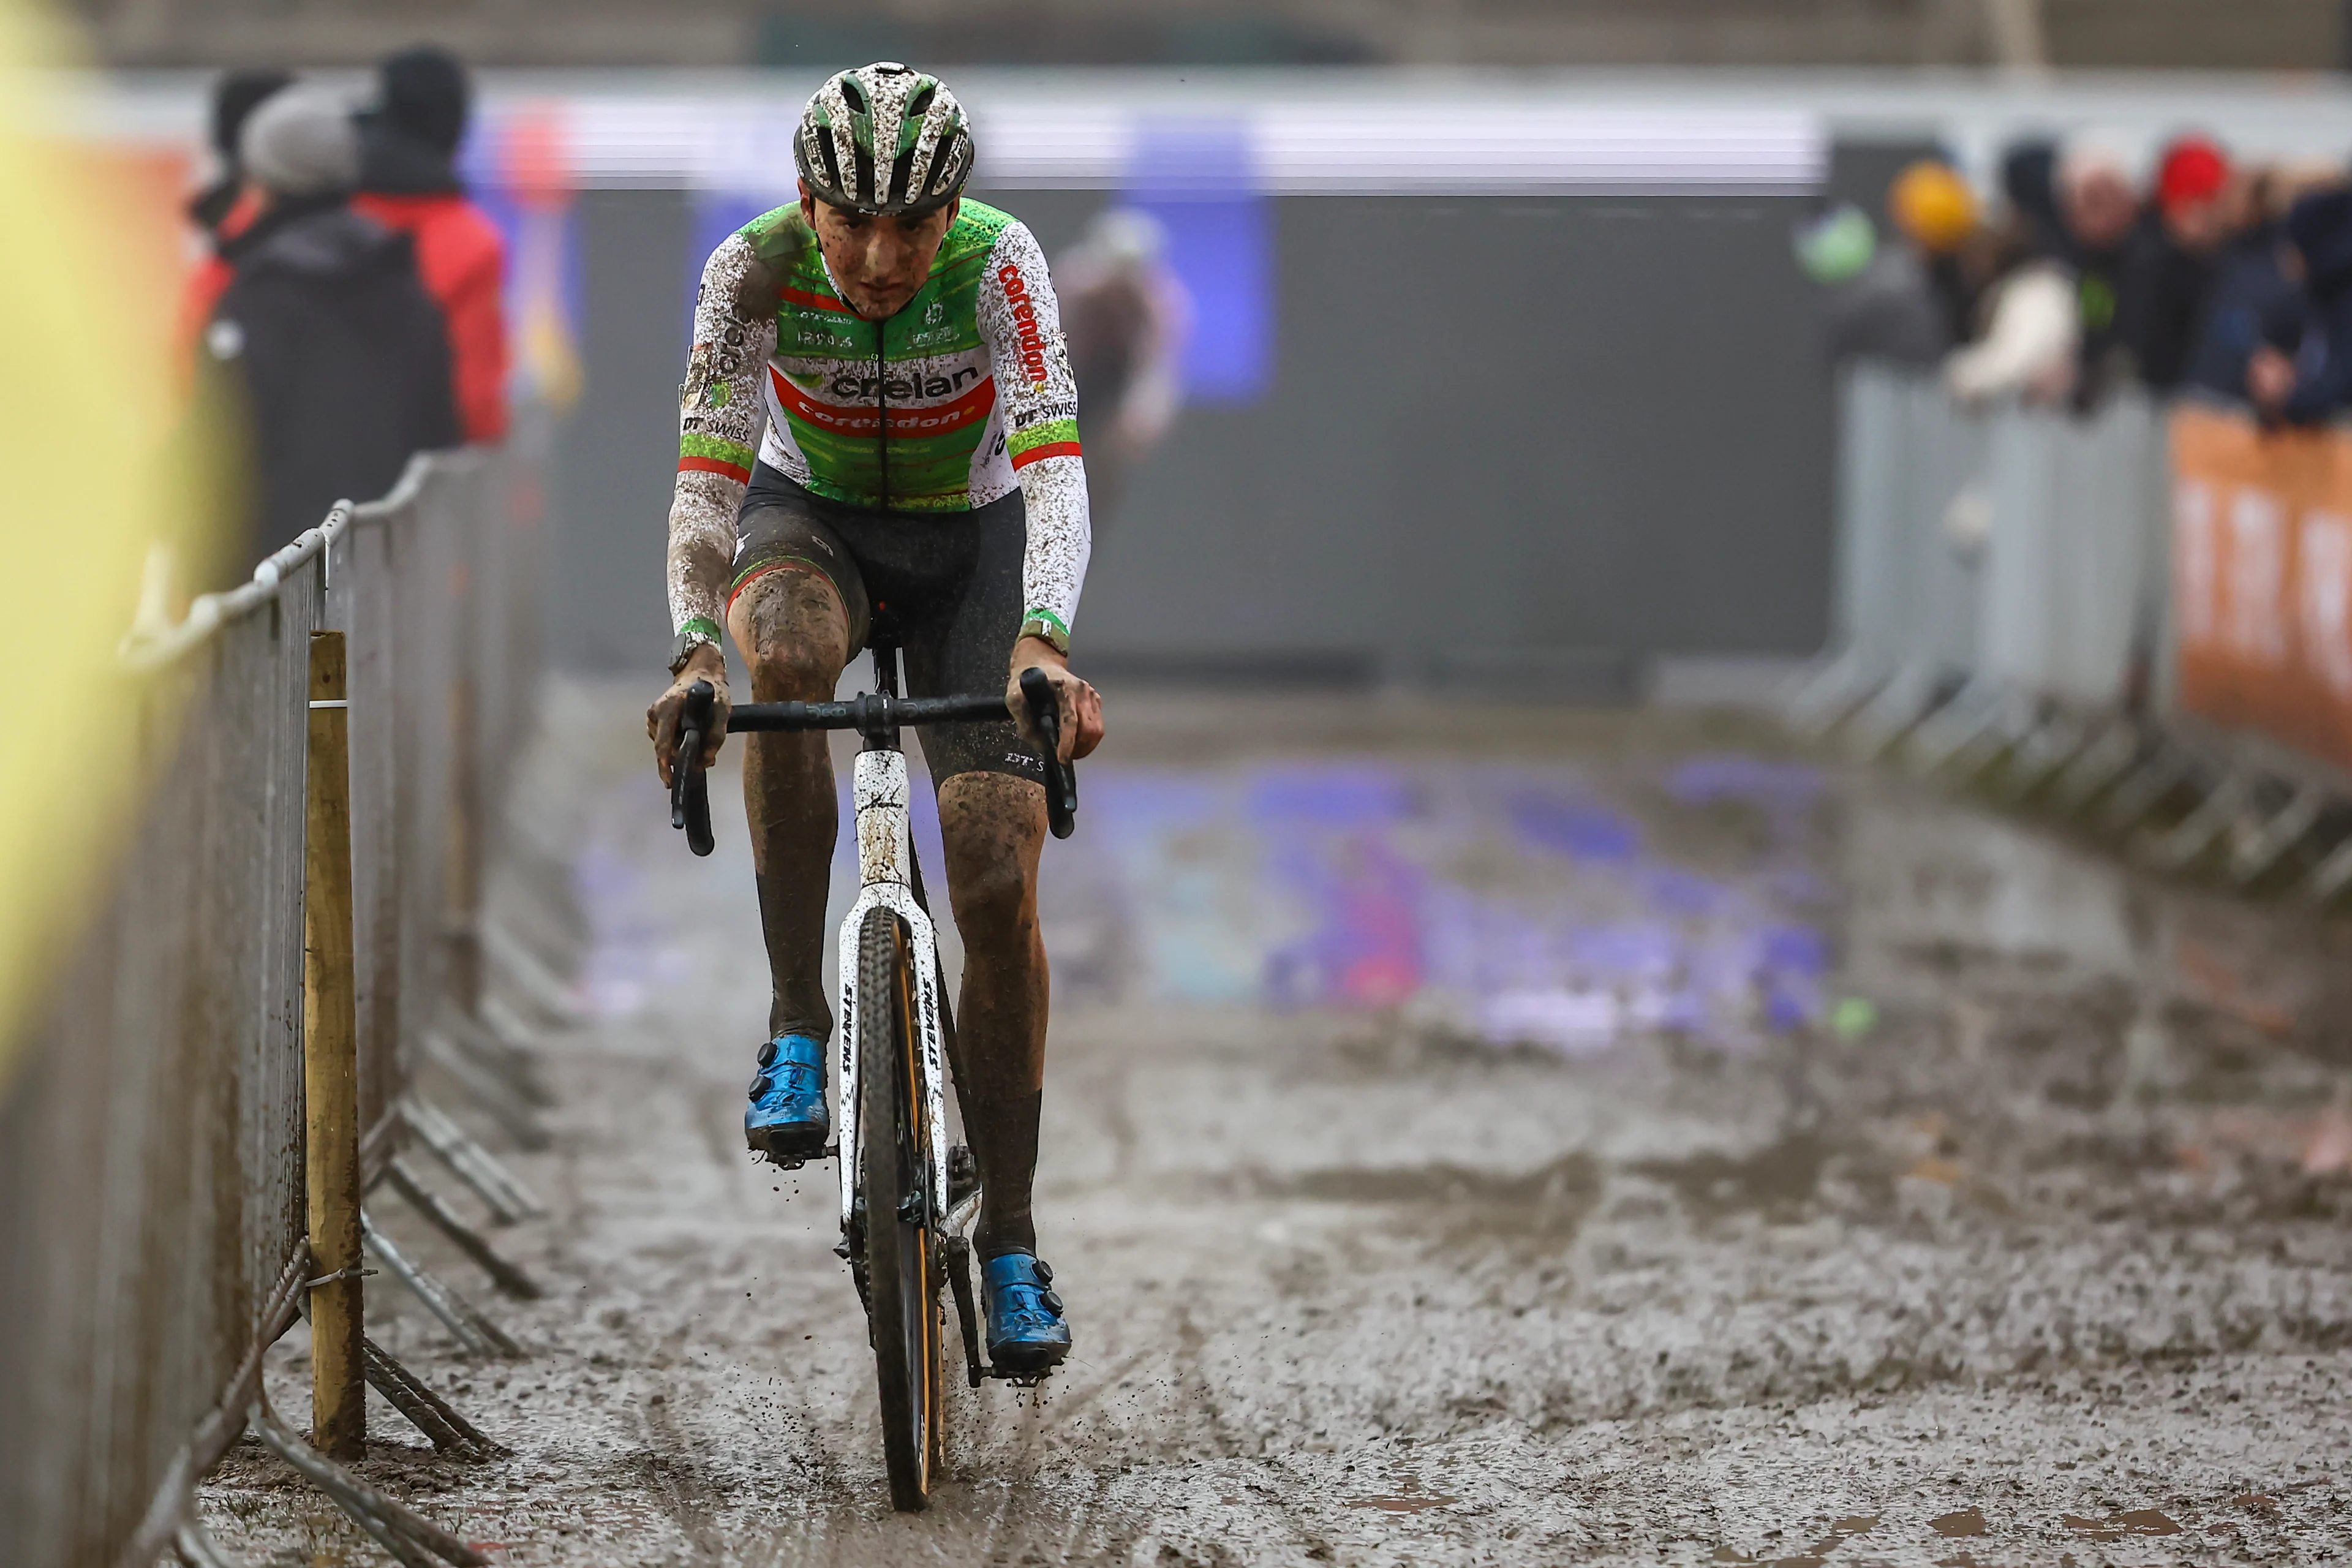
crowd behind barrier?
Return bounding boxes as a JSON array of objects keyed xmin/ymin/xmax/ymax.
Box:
[
  {"xmin": 1793, "ymin": 364, "xmax": 2352, "ymax": 903},
  {"xmin": 0, "ymin": 435, "xmax": 559, "ymax": 1568}
]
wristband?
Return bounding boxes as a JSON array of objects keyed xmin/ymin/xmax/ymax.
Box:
[
  {"xmin": 668, "ymin": 617, "xmax": 723, "ymax": 675},
  {"xmin": 1018, "ymin": 609, "xmax": 1071, "ymax": 656}
]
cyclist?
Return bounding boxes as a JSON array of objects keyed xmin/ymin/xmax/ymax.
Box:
[{"xmin": 646, "ymin": 63, "xmax": 1104, "ymax": 1374}]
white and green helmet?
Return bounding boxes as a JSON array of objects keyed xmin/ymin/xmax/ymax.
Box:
[{"xmin": 793, "ymin": 62, "xmax": 974, "ymax": 218}]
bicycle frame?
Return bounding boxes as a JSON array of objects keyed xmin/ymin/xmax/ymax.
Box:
[
  {"xmin": 665, "ymin": 656, "xmax": 1077, "ymax": 1398},
  {"xmin": 833, "ymin": 741, "xmax": 952, "ymax": 1247}
]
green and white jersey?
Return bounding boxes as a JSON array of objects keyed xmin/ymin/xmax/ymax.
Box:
[{"xmin": 666, "ymin": 199, "xmax": 1090, "ymax": 652}]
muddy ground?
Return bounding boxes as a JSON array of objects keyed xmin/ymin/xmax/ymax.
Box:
[{"xmin": 202, "ymin": 685, "xmax": 2352, "ymax": 1566}]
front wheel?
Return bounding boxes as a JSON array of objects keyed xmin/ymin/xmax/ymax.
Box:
[{"xmin": 856, "ymin": 904, "xmax": 942, "ymax": 1511}]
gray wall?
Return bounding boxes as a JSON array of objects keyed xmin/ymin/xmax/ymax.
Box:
[
  {"xmin": 549, "ymin": 188, "xmax": 692, "ymax": 671},
  {"xmin": 549, "ymin": 186, "xmax": 1836, "ymax": 693}
]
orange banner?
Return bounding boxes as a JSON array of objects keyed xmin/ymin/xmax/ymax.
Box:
[{"xmin": 2171, "ymin": 404, "xmax": 2352, "ymax": 774}]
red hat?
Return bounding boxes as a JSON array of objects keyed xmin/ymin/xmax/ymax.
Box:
[{"xmin": 2157, "ymin": 136, "xmax": 2230, "ymax": 214}]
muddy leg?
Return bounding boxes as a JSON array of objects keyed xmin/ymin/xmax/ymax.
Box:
[
  {"xmin": 937, "ymin": 771, "xmax": 1049, "ymax": 1259},
  {"xmin": 728, "ymin": 570, "xmax": 852, "ymax": 1041}
]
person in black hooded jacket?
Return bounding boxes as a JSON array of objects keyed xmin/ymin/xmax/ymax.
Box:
[
  {"xmin": 186, "ymin": 67, "xmax": 290, "ymax": 237},
  {"xmin": 200, "ymin": 86, "xmax": 458, "ymax": 578},
  {"xmin": 2250, "ymin": 187, "xmax": 2352, "ymax": 426}
]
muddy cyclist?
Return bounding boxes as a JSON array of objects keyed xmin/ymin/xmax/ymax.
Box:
[{"xmin": 644, "ymin": 62, "xmax": 1106, "ymax": 1373}]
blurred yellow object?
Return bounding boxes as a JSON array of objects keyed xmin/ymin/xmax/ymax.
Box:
[
  {"xmin": 1890, "ymin": 160, "xmax": 1978, "ymax": 254},
  {"xmin": 0, "ymin": 0, "xmax": 214, "ymax": 1086}
]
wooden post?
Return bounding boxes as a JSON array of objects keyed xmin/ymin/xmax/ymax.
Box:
[{"xmin": 304, "ymin": 629, "xmax": 365, "ymax": 1458}]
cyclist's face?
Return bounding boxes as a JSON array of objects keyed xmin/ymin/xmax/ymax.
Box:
[{"xmin": 801, "ymin": 187, "xmax": 960, "ymax": 319}]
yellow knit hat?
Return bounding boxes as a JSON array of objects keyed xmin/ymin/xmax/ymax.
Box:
[{"xmin": 1889, "ymin": 160, "xmax": 1978, "ymax": 253}]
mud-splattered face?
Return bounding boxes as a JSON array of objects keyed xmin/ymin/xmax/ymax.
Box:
[{"xmin": 800, "ymin": 188, "xmax": 959, "ymax": 320}]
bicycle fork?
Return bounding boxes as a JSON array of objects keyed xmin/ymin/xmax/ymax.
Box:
[{"xmin": 835, "ymin": 746, "xmax": 952, "ymax": 1251}]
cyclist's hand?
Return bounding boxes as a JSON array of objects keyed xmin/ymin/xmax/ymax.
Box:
[
  {"xmin": 646, "ymin": 646, "xmax": 731, "ymax": 788},
  {"xmin": 1007, "ymin": 636, "xmax": 1103, "ymax": 764}
]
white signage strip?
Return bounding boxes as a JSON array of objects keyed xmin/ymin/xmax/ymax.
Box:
[{"xmin": 540, "ymin": 97, "xmax": 1825, "ymax": 195}]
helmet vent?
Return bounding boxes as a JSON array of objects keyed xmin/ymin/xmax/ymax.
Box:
[
  {"xmin": 840, "ymin": 77, "xmax": 867, "ymax": 114},
  {"xmin": 906, "ymin": 83, "xmax": 936, "ymax": 121},
  {"xmin": 850, "ymin": 138, "xmax": 875, "ymax": 208},
  {"xmin": 813, "ymin": 127, "xmax": 843, "ymax": 195}
]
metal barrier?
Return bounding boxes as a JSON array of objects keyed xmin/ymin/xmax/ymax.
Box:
[
  {"xmin": 1795, "ymin": 364, "xmax": 2169, "ymax": 746},
  {"xmin": 1792, "ymin": 366, "xmax": 2352, "ymax": 902},
  {"xmin": 0, "ymin": 437, "xmax": 558, "ymax": 1568},
  {"xmin": 0, "ymin": 530, "xmax": 321, "ymax": 1568}
]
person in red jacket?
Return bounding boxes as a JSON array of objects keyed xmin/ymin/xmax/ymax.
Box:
[{"xmin": 353, "ymin": 45, "xmax": 510, "ymax": 445}]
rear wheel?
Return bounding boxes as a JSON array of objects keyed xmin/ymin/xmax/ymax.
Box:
[{"xmin": 856, "ymin": 904, "xmax": 942, "ymax": 1512}]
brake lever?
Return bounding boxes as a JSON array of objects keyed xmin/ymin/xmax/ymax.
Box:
[
  {"xmin": 671, "ymin": 680, "xmax": 716, "ymax": 857},
  {"xmin": 1017, "ymin": 666, "xmax": 1079, "ymax": 840}
]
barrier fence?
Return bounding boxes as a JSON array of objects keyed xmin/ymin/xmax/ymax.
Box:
[
  {"xmin": 1793, "ymin": 364, "xmax": 2352, "ymax": 902},
  {"xmin": 2170, "ymin": 406, "xmax": 2352, "ymax": 777},
  {"xmin": 0, "ymin": 435, "xmax": 563, "ymax": 1568}
]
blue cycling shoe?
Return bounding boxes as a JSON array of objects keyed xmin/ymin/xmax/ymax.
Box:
[
  {"xmin": 745, "ymin": 1033, "xmax": 830, "ymax": 1164},
  {"xmin": 981, "ymin": 1251, "xmax": 1071, "ymax": 1373}
]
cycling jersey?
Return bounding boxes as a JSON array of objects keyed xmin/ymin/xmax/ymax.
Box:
[{"xmin": 666, "ymin": 199, "xmax": 1090, "ymax": 654}]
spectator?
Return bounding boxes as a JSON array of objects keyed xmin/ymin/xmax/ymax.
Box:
[
  {"xmin": 2056, "ymin": 137, "xmax": 2144, "ymax": 402},
  {"xmin": 1055, "ymin": 208, "xmax": 1188, "ymax": 524},
  {"xmin": 175, "ymin": 69, "xmax": 291, "ymax": 368},
  {"xmin": 1793, "ymin": 202, "xmax": 1946, "ymax": 368},
  {"xmin": 2119, "ymin": 135, "xmax": 2233, "ymax": 392},
  {"xmin": 2000, "ymin": 140, "xmax": 2064, "ymax": 256},
  {"xmin": 2251, "ymin": 187, "xmax": 2352, "ymax": 426},
  {"xmin": 186, "ymin": 68, "xmax": 290, "ymax": 237},
  {"xmin": 353, "ymin": 45, "xmax": 510, "ymax": 445},
  {"xmin": 2189, "ymin": 162, "xmax": 2340, "ymax": 413},
  {"xmin": 1888, "ymin": 159, "xmax": 1983, "ymax": 347},
  {"xmin": 200, "ymin": 87, "xmax": 458, "ymax": 576},
  {"xmin": 1945, "ymin": 209, "xmax": 2078, "ymax": 405}
]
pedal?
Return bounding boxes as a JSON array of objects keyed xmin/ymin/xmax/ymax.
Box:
[
  {"xmin": 754, "ymin": 1141, "xmax": 836, "ymax": 1172},
  {"xmin": 981, "ymin": 1366, "xmax": 1052, "ymax": 1390}
]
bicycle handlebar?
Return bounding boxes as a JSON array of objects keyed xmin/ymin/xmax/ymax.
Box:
[
  {"xmin": 724, "ymin": 691, "xmax": 1009, "ymax": 733},
  {"xmin": 666, "ymin": 677, "xmax": 1078, "ymax": 855}
]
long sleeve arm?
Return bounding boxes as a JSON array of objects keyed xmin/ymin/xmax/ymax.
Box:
[
  {"xmin": 667, "ymin": 232, "xmax": 777, "ymax": 639},
  {"xmin": 978, "ymin": 220, "xmax": 1092, "ymax": 652},
  {"xmin": 1945, "ymin": 263, "xmax": 2079, "ymax": 405}
]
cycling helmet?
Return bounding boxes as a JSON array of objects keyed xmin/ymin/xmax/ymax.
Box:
[{"xmin": 794, "ymin": 62, "xmax": 974, "ymax": 219}]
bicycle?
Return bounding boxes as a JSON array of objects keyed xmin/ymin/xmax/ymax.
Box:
[{"xmin": 666, "ymin": 636, "xmax": 1077, "ymax": 1512}]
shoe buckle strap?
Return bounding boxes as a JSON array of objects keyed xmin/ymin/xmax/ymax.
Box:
[{"xmin": 768, "ymin": 1033, "xmax": 827, "ymax": 1070}]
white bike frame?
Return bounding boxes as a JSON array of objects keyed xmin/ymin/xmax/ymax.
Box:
[{"xmin": 832, "ymin": 745, "xmax": 954, "ymax": 1246}]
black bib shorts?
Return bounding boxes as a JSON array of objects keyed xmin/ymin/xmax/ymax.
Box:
[{"xmin": 730, "ymin": 462, "xmax": 1049, "ymax": 793}]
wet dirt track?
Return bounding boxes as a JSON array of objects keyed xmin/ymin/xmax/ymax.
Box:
[{"xmin": 203, "ymin": 687, "xmax": 2352, "ymax": 1566}]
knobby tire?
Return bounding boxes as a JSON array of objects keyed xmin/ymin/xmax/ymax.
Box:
[{"xmin": 857, "ymin": 905, "xmax": 942, "ymax": 1512}]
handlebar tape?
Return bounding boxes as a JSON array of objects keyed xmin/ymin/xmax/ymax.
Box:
[
  {"xmin": 1019, "ymin": 668, "xmax": 1079, "ymax": 840},
  {"xmin": 671, "ymin": 682, "xmax": 717, "ymax": 856}
]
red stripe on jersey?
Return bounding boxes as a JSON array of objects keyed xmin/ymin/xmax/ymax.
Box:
[
  {"xmin": 1010, "ymin": 440, "xmax": 1083, "ymax": 470},
  {"xmin": 779, "ymin": 284, "xmax": 854, "ymax": 314},
  {"xmin": 679, "ymin": 454, "xmax": 752, "ymax": 483},
  {"xmin": 769, "ymin": 366, "xmax": 998, "ymax": 438}
]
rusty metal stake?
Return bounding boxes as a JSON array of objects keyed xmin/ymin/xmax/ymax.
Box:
[{"xmin": 304, "ymin": 630, "xmax": 366, "ymax": 1458}]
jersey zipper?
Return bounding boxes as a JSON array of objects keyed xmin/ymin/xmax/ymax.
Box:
[{"xmin": 874, "ymin": 315, "xmax": 890, "ymax": 510}]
